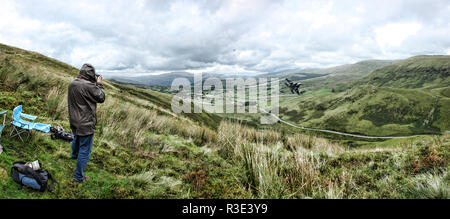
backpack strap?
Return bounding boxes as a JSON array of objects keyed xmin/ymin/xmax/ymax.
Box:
[
  {"xmin": 26, "ymin": 168, "xmax": 46, "ymax": 191},
  {"xmin": 11, "ymin": 163, "xmax": 25, "ymax": 190},
  {"xmin": 47, "ymin": 172, "xmax": 60, "ymax": 194}
]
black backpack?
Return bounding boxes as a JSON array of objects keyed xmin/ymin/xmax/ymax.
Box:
[
  {"xmin": 11, "ymin": 161, "xmax": 60, "ymax": 193},
  {"xmin": 50, "ymin": 126, "xmax": 74, "ymax": 142}
]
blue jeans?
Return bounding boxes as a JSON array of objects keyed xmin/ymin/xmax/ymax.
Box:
[{"xmin": 71, "ymin": 132, "xmax": 94, "ymax": 182}]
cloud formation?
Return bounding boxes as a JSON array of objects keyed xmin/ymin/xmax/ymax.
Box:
[{"xmin": 0, "ymin": 0, "xmax": 449, "ymax": 76}]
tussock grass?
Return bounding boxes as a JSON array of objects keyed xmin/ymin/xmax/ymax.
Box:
[
  {"xmin": 216, "ymin": 121, "xmax": 349, "ymax": 198},
  {"xmin": 46, "ymin": 86, "xmax": 68, "ymax": 120},
  {"xmin": 407, "ymin": 170, "xmax": 449, "ymax": 199},
  {"xmin": 216, "ymin": 121, "xmax": 449, "ymax": 198}
]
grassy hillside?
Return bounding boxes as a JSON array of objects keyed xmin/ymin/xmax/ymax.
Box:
[
  {"xmin": 280, "ymin": 85, "xmax": 450, "ymax": 136},
  {"xmin": 278, "ymin": 56, "xmax": 450, "ymax": 137},
  {"xmin": 305, "ymin": 60, "xmax": 397, "ymax": 77},
  {"xmin": 362, "ymin": 55, "xmax": 450, "ymax": 89},
  {"xmin": 279, "ymin": 60, "xmax": 396, "ymax": 93},
  {"xmin": 0, "ymin": 43, "xmax": 448, "ymax": 199}
]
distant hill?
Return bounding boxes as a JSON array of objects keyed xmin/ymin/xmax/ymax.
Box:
[
  {"xmin": 109, "ymin": 72, "xmax": 195, "ymax": 86},
  {"xmin": 304, "ymin": 60, "xmax": 398, "ymax": 77},
  {"xmin": 272, "ymin": 60, "xmax": 396, "ymax": 92},
  {"xmin": 109, "ymin": 71, "xmax": 255, "ymax": 87},
  {"xmin": 362, "ymin": 55, "xmax": 450, "ymax": 89},
  {"xmin": 257, "ymin": 68, "xmax": 321, "ymax": 78},
  {"xmin": 110, "ymin": 59, "xmax": 396, "ymax": 89}
]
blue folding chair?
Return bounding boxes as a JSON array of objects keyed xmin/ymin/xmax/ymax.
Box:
[
  {"xmin": 0, "ymin": 110, "xmax": 7, "ymax": 153},
  {"xmin": 10, "ymin": 105, "xmax": 51, "ymax": 142}
]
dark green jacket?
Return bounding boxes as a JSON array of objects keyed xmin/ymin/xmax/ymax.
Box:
[{"xmin": 68, "ymin": 64, "xmax": 105, "ymax": 136}]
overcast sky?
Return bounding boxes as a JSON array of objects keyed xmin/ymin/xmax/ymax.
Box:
[{"xmin": 1, "ymin": 0, "xmax": 449, "ymax": 76}]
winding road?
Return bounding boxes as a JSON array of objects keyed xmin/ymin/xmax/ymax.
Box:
[{"xmin": 260, "ymin": 108, "xmax": 428, "ymax": 139}]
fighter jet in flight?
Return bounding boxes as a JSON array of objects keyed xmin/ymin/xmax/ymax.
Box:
[{"xmin": 285, "ymin": 78, "xmax": 303, "ymax": 95}]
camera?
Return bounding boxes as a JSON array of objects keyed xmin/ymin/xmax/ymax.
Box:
[{"xmin": 25, "ymin": 160, "xmax": 41, "ymax": 171}]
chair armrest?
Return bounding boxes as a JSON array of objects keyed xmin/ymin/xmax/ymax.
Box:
[
  {"xmin": 13, "ymin": 120, "xmax": 36, "ymax": 129},
  {"xmin": 0, "ymin": 110, "xmax": 7, "ymax": 115},
  {"xmin": 21, "ymin": 113, "xmax": 37, "ymax": 120}
]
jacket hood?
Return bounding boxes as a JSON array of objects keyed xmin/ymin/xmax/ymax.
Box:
[{"xmin": 79, "ymin": 64, "xmax": 96, "ymax": 82}]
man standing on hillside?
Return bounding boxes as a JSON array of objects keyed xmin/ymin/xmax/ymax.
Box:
[{"xmin": 68, "ymin": 64, "xmax": 105, "ymax": 183}]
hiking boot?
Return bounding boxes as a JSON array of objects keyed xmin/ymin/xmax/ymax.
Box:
[{"xmin": 75, "ymin": 176, "xmax": 91, "ymax": 183}]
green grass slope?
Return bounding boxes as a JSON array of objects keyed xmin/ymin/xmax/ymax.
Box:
[
  {"xmin": 281, "ymin": 60, "xmax": 396, "ymax": 92},
  {"xmin": 279, "ymin": 56, "xmax": 450, "ymax": 137},
  {"xmin": 362, "ymin": 55, "xmax": 450, "ymax": 89},
  {"xmin": 304, "ymin": 60, "xmax": 397, "ymax": 80},
  {"xmin": 280, "ymin": 85, "xmax": 450, "ymax": 136}
]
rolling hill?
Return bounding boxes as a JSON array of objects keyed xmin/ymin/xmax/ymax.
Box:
[
  {"xmin": 108, "ymin": 71, "xmax": 255, "ymax": 87},
  {"xmin": 275, "ymin": 60, "xmax": 397, "ymax": 92},
  {"xmin": 109, "ymin": 72, "xmax": 196, "ymax": 86},
  {"xmin": 278, "ymin": 56, "xmax": 450, "ymax": 137},
  {"xmin": 361, "ymin": 55, "xmax": 450, "ymax": 89},
  {"xmin": 280, "ymin": 85, "xmax": 449, "ymax": 136},
  {"xmin": 304, "ymin": 60, "xmax": 398, "ymax": 78}
]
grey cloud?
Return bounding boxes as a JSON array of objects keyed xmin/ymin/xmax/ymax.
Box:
[{"xmin": 1, "ymin": 0, "xmax": 449, "ymax": 75}]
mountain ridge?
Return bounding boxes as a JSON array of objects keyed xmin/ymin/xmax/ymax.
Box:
[{"xmin": 362, "ymin": 55, "xmax": 450, "ymax": 89}]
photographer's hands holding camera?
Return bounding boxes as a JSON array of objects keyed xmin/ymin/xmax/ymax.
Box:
[{"xmin": 96, "ymin": 74, "xmax": 103, "ymax": 84}]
